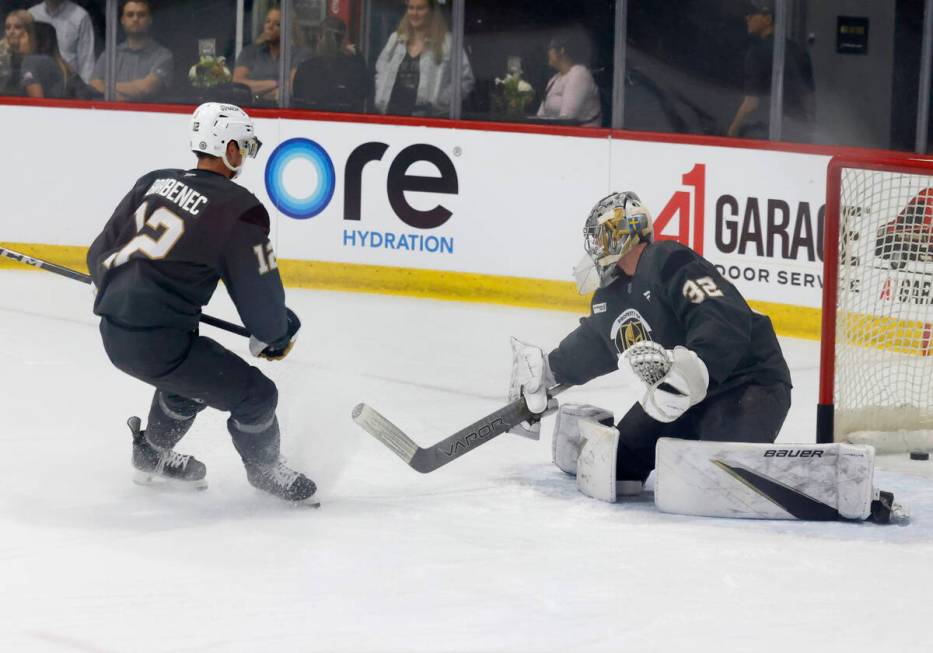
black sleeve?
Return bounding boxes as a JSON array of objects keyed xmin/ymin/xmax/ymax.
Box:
[
  {"xmin": 219, "ymin": 206, "xmax": 288, "ymax": 343},
  {"xmin": 291, "ymin": 61, "xmax": 312, "ymax": 100},
  {"xmin": 743, "ymin": 44, "xmax": 771, "ymax": 96},
  {"xmin": 659, "ymin": 248, "xmax": 752, "ymax": 385},
  {"xmin": 548, "ymin": 316, "xmax": 617, "ymax": 386}
]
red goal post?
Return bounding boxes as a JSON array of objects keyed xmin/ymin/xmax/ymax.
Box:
[{"xmin": 817, "ymin": 153, "xmax": 933, "ymax": 451}]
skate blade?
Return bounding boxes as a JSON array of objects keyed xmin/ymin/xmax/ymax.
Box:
[{"xmin": 133, "ymin": 470, "xmax": 208, "ymax": 491}]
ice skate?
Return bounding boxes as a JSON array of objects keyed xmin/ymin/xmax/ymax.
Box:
[
  {"xmin": 245, "ymin": 458, "xmax": 318, "ymax": 505},
  {"xmin": 128, "ymin": 416, "xmax": 208, "ymax": 490},
  {"xmin": 870, "ymin": 490, "xmax": 910, "ymax": 525}
]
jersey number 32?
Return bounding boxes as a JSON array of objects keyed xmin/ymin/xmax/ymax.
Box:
[{"xmin": 682, "ymin": 276, "xmax": 723, "ymax": 304}]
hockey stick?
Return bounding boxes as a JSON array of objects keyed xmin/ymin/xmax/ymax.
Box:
[
  {"xmin": 0, "ymin": 246, "xmax": 251, "ymax": 338},
  {"xmin": 352, "ymin": 384, "xmax": 570, "ymax": 473}
]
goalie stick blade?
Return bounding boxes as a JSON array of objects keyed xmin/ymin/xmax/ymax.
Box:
[
  {"xmin": 352, "ymin": 384, "xmax": 570, "ymax": 474},
  {"xmin": 352, "ymin": 403, "xmax": 420, "ymax": 466}
]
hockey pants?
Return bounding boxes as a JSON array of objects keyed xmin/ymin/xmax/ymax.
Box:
[
  {"xmin": 616, "ymin": 382, "xmax": 792, "ymax": 482},
  {"xmin": 99, "ymin": 318, "xmax": 280, "ymax": 465}
]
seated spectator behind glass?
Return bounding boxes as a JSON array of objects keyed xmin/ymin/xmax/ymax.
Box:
[
  {"xmin": 292, "ymin": 16, "xmax": 370, "ymax": 112},
  {"xmin": 537, "ymin": 34, "xmax": 601, "ymax": 127},
  {"xmin": 90, "ymin": 1, "xmax": 172, "ymax": 101},
  {"xmin": 1, "ymin": 10, "xmax": 34, "ymax": 94},
  {"xmin": 18, "ymin": 20, "xmax": 78, "ymax": 98},
  {"xmin": 29, "ymin": 0, "xmax": 94, "ymax": 83},
  {"xmin": 374, "ymin": 0, "xmax": 474, "ymax": 116},
  {"xmin": 233, "ymin": 6, "xmax": 309, "ymax": 102}
]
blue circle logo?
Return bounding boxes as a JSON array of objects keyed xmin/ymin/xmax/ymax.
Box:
[{"xmin": 264, "ymin": 138, "xmax": 336, "ymax": 219}]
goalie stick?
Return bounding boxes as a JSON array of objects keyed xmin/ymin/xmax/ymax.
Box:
[
  {"xmin": 352, "ymin": 384, "xmax": 570, "ymax": 473},
  {"xmin": 1, "ymin": 245, "xmax": 250, "ymax": 338}
]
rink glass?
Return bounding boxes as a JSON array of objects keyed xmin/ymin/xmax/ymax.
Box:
[{"xmin": 1, "ymin": 0, "xmax": 930, "ymax": 151}]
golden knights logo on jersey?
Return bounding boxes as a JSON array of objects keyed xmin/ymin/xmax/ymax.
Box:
[{"xmin": 611, "ymin": 308, "xmax": 653, "ymax": 355}]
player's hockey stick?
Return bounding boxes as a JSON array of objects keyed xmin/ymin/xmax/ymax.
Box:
[
  {"xmin": 1, "ymin": 246, "xmax": 251, "ymax": 338},
  {"xmin": 352, "ymin": 384, "xmax": 570, "ymax": 473}
]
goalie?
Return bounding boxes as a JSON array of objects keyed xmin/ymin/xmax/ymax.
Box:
[
  {"xmin": 510, "ymin": 190, "xmax": 791, "ymax": 504},
  {"xmin": 510, "ymin": 191, "xmax": 904, "ymax": 523}
]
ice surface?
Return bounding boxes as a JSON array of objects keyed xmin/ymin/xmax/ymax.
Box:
[{"xmin": 1, "ymin": 270, "xmax": 931, "ymax": 653}]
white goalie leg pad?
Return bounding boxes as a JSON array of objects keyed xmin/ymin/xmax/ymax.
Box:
[
  {"xmin": 654, "ymin": 438, "xmax": 878, "ymax": 521},
  {"xmin": 575, "ymin": 420, "xmax": 620, "ymax": 503},
  {"xmin": 552, "ymin": 403, "xmax": 614, "ymax": 475}
]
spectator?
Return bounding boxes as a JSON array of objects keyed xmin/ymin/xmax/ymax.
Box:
[
  {"xmin": 292, "ymin": 16, "xmax": 370, "ymax": 113},
  {"xmin": 90, "ymin": 0, "xmax": 173, "ymax": 101},
  {"xmin": 374, "ymin": 0, "xmax": 474, "ymax": 116},
  {"xmin": 233, "ymin": 5, "xmax": 309, "ymax": 102},
  {"xmin": 18, "ymin": 20, "xmax": 76, "ymax": 98},
  {"xmin": 536, "ymin": 33, "xmax": 601, "ymax": 127},
  {"xmin": 727, "ymin": 1, "xmax": 814, "ymax": 141},
  {"xmin": 28, "ymin": 0, "xmax": 94, "ymax": 83},
  {"xmin": 1, "ymin": 10, "xmax": 34, "ymax": 94}
]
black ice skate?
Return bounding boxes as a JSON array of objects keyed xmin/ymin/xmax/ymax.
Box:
[
  {"xmin": 128, "ymin": 416, "xmax": 207, "ymax": 490},
  {"xmin": 245, "ymin": 458, "xmax": 318, "ymax": 505}
]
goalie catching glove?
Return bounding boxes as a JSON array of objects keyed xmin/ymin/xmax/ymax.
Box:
[
  {"xmin": 249, "ymin": 307, "xmax": 301, "ymax": 361},
  {"xmin": 621, "ymin": 341, "xmax": 709, "ymax": 423},
  {"xmin": 507, "ymin": 337, "xmax": 558, "ymax": 439}
]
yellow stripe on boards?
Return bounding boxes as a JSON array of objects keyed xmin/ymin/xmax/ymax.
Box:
[
  {"xmin": 277, "ymin": 259, "xmax": 591, "ymax": 312},
  {"xmin": 0, "ymin": 242, "xmax": 91, "ymax": 275},
  {"xmin": 1, "ymin": 241, "xmax": 823, "ymax": 340}
]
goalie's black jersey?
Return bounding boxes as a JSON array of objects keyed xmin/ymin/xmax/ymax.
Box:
[
  {"xmin": 549, "ymin": 241, "xmax": 791, "ymax": 397},
  {"xmin": 87, "ymin": 168, "xmax": 287, "ymax": 344}
]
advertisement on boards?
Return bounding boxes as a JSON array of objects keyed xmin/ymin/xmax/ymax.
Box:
[
  {"xmin": 266, "ymin": 120, "xmax": 611, "ymax": 278},
  {"xmin": 15, "ymin": 104, "xmax": 927, "ymax": 319},
  {"xmin": 611, "ymin": 140, "xmax": 830, "ymax": 309}
]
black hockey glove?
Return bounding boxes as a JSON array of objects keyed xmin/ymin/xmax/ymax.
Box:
[{"xmin": 250, "ymin": 308, "xmax": 301, "ymax": 361}]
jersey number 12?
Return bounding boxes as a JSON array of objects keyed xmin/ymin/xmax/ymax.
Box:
[{"xmin": 103, "ymin": 201, "xmax": 185, "ymax": 269}]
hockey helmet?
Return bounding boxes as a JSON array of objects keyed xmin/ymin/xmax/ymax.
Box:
[
  {"xmin": 189, "ymin": 102, "xmax": 262, "ymax": 178},
  {"xmin": 574, "ymin": 191, "xmax": 653, "ymax": 293}
]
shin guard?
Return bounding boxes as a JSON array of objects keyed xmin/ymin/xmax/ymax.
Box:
[
  {"xmin": 576, "ymin": 420, "xmax": 620, "ymax": 502},
  {"xmin": 145, "ymin": 391, "xmax": 207, "ymax": 449}
]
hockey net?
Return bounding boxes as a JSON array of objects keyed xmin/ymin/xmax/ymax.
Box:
[{"xmin": 818, "ymin": 154, "xmax": 933, "ymax": 453}]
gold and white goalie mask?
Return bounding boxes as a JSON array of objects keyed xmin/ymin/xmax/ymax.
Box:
[{"xmin": 573, "ymin": 191, "xmax": 653, "ymax": 294}]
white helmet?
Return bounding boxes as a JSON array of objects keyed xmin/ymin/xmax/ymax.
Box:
[
  {"xmin": 573, "ymin": 191, "xmax": 653, "ymax": 294},
  {"xmin": 189, "ymin": 102, "xmax": 262, "ymax": 178}
]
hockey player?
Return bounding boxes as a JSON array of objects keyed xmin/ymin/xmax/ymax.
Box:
[
  {"xmin": 509, "ymin": 191, "xmax": 793, "ymax": 497},
  {"xmin": 87, "ymin": 102, "xmax": 316, "ymax": 503}
]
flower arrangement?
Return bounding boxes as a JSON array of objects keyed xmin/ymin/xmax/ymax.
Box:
[
  {"xmin": 492, "ymin": 72, "xmax": 535, "ymax": 119},
  {"xmin": 188, "ymin": 56, "xmax": 231, "ymax": 89}
]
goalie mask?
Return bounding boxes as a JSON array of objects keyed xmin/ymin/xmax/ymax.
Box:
[
  {"xmin": 189, "ymin": 102, "xmax": 263, "ymax": 179},
  {"xmin": 573, "ymin": 191, "xmax": 653, "ymax": 294}
]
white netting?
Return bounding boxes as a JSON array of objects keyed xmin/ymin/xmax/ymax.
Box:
[{"xmin": 833, "ymin": 166, "xmax": 933, "ymax": 452}]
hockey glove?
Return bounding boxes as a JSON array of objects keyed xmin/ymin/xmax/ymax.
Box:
[
  {"xmin": 249, "ymin": 308, "xmax": 301, "ymax": 361},
  {"xmin": 621, "ymin": 341, "xmax": 709, "ymax": 423},
  {"xmin": 507, "ymin": 337, "xmax": 558, "ymax": 438}
]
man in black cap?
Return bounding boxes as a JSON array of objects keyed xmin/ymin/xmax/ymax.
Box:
[{"xmin": 727, "ymin": 1, "xmax": 815, "ymax": 141}]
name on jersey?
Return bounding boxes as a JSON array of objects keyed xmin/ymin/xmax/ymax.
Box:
[{"xmin": 144, "ymin": 178, "xmax": 209, "ymax": 216}]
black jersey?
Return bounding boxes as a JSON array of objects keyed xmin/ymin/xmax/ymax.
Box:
[
  {"xmin": 549, "ymin": 241, "xmax": 791, "ymax": 397},
  {"xmin": 87, "ymin": 168, "xmax": 288, "ymax": 344}
]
